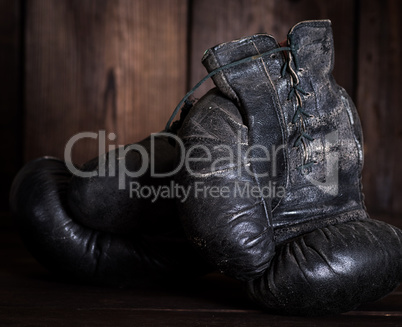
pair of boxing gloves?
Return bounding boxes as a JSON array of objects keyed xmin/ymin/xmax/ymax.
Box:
[{"xmin": 10, "ymin": 20, "xmax": 402, "ymax": 316}]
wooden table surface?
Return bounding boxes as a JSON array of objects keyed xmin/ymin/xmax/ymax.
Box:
[{"xmin": 1, "ymin": 214, "xmax": 401, "ymax": 326}]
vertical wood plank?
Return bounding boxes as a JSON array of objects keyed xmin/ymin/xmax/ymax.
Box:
[
  {"xmin": 25, "ymin": 0, "xmax": 188, "ymax": 165},
  {"xmin": 0, "ymin": 0, "xmax": 21, "ymax": 211},
  {"xmin": 357, "ymin": 0, "xmax": 402, "ymax": 215},
  {"xmin": 189, "ymin": 0, "xmax": 356, "ymax": 99}
]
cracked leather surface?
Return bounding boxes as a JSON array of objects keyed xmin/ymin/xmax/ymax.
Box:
[
  {"xmin": 10, "ymin": 136, "xmax": 209, "ymax": 286},
  {"xmin": 177, "ymin": 19, "xmax": 402, "ymax": 315}
]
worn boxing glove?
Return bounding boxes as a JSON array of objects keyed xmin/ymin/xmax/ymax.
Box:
[
  {"xmin": 10, "ymin": 134, "xmax": 208, "ymax": 286},
  {"xmin": 176, "ymin": 20, "xmax": 402, "ymax": 315}
]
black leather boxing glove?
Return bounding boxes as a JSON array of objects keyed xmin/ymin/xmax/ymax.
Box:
[
  {"xmin": 10, "ymin": 134, "xmax": 209, "ymax": 286},
  {"xmin": 68, "ymin": 134, "xmax": 178, "ymax": 234},
  {"xmin": 176, "ymin": 20, "xmax": 402, "ymax": 315}
]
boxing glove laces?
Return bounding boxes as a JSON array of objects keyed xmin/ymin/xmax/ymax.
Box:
[{"xmin": 171, "ymin": 19, "xmax": 402, "ymax": 315}]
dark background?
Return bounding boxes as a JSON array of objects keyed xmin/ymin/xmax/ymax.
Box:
[
  {"xmin": 1, "ymin": 1, "xmax": 402, "ymax": 325},
  {"xmin": 1, "ymin": 0, "xmax": 401, "ymax": 218}
]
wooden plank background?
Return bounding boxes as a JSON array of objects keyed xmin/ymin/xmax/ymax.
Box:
[
  {"xmin": 188, "ymin": 0, "xmax": 356, "ymax": 98},
  {"xmin": 356, "ymin": 0, "xmax": 402, "ymax": 215},
  {"xmin": 1, "ymin": 0, "xmax": 401, "ymax": 217},
  {"xmin": 0, "ymin": 0, "xmax": 21, "ymax": 211},
  {"xmin": 24, "ymin": 0, "xmax": 188, "ymax": 165}
]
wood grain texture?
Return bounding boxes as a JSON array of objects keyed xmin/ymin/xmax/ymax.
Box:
[
  {"xmin": 357, "ymin": 0, "xmax": 402, "ymax": 215},
  {"xmin": 188, "ymin": 0, "xmax": 356, "ymax": 98},
  {"xmin": 14, "ymin": 0, "xmax": 402, "ymax": 217},
  {"xmin": 0, "ymin": 0, "xmax": 21, "ymax": 210},
  {"xmin": 24, "ymin": 0, "xmax": 188, "ymax": 165}
]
